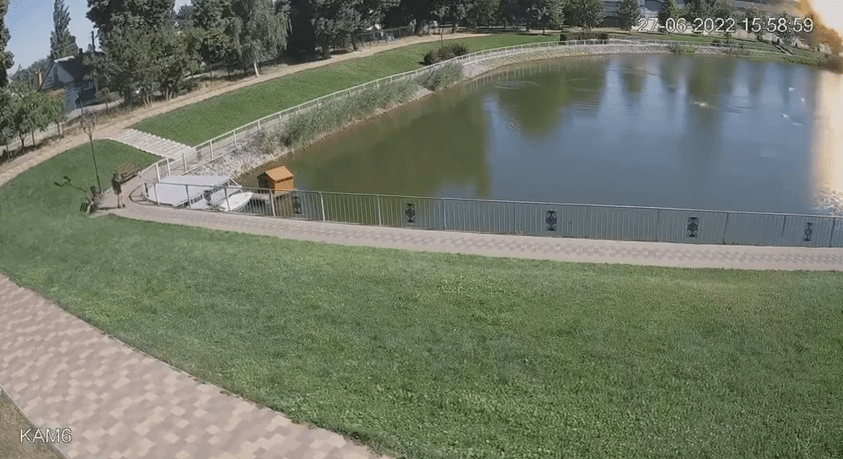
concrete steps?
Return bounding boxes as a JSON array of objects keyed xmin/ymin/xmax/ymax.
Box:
[{"xmin": 109, "ymin": 129, "xmax": 195, "ymax": 161}]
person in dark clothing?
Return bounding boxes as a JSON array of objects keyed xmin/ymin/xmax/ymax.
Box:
[{"xmin": 112, "ymin": 173, "xmax": 124, "ymax": 208}]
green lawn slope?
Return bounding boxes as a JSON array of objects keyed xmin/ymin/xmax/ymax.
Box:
[
  {"xmin": 132, "ymin": 34, "xmax": 557, "ymax": 146},
  {"xmin": 0, "ymin": 142, "xmax": 841, "ymax": 458}
]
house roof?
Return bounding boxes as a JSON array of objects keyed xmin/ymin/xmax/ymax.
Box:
[
  {"xmin": 260, "ymin": 166, "xmax": 294, "ymax": 182},
  {"xmin": 40, "ymin": 52, "xmax": 100, "ymax": 91}
]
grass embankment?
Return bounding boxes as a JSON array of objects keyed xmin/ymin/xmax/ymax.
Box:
[
  {"xmin": 133, "ymin": 34, "xmax": 556, "ymax": 146},
  {"xmin": 1, "ymin": 142, "xmax": 842, "ymax": 458},
  {"xmin": 0, "ymin": 390, "xmax": 63, "ymax": 459}
]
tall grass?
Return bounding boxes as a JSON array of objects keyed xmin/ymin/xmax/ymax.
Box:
[
  {"xmin": 668, "ymin": 43, "xmax": 698, "ymax": 55},
  {"xmin": 280, "ymin": 79, "xmax": 418, "ymax": 148},
  {"xmin": 416, "ymin": 63, "xmax": 464, "ymax": 91}
]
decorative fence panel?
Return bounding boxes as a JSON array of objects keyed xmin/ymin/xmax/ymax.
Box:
[{"xmin": 138, "ymin": 182, "xmax": 843, "ymax": 248}]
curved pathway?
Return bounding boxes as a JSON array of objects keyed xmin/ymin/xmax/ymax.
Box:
[{"xmin": 113, "ymin": 185, "xmax": 843, "ymax": 271}]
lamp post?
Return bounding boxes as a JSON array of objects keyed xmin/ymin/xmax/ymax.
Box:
[{"xmin": 80, "ymin": 112, "xmax": 102, "ymax": 193}]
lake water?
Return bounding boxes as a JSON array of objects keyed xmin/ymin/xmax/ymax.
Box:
[{"xmin": 242, "ymin": 54, "xmax": 841, "ymax": 215}]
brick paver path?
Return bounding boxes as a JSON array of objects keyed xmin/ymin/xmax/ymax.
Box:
[
  {"xmin": 113, "ymin": 180, "xmax": 843, "ymax": 271},
  {"xmin": 0, "ymin": 275, "xmax": 389, "ymax": 459}
]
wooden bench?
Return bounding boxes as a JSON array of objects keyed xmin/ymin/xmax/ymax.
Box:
[{"xmin": 115, "ymin": 163, "xmax": 141, "ymax": 184}]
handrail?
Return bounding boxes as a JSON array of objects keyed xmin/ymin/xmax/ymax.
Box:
[{"xmin": 141, "ymin": 181, "xmax": 840, "ymax": 219}]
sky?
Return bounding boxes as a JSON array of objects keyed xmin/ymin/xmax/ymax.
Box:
[{"xmin": 6, "ymin": 0, "xmax": 192, "ymax": 70}]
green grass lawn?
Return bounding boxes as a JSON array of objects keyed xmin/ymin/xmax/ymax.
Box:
[
  {"xmin": 1, "ymin": 142, "xmax": 842, "ymax": 458},
  {"xmin": 133, "ymin": 34, "xmax": 557, "ymax": 146}
]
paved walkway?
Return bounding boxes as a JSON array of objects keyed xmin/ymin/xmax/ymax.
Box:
[
  {"xmin": 0, "ymin": 276, "xmax": 389, "ymax": 459},
  {"xmin": 109, "ymin": 129, "xmax": 195, "ymax": 161},
  {"xmin": 112, "ymin": 180, "xmax": 843, "ymax": 271}
]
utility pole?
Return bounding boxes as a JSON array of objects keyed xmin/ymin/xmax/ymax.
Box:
[{"xmin": 80, "ymin": 113, "xmax": 102, "ymax": 193}]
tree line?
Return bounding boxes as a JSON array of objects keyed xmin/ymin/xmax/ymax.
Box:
[{"xmin": 2, "ymin": 0, "xmax": 841, "ymax": 155}]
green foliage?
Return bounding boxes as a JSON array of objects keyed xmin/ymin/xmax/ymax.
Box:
[
  {"xmin": 668, "ymin": 42, "xmax": 697, "ymax": 54},
  {"xmin": 657, "ymin": 0, "xmax": 680, "ymax": 31},
  {"xmin": 559, "ymin": 32, "xmax": 567, "ymax": 41},
  {"xmin": 87, "ymin": 0, "xmax": 176, "ymax": 40},
  {"xmin": 416, "ymin": 62, "xmax": 462, "ymax": 90},
  {"xmin": 155, "ymin": 28, "xmax": 201, "ymax": 100},
  {"xmin": 523, "ymin": 0, "xmax": 565, "ymax": 33},
  {"xmin": 280, "ymin": 78, "xmax": 417, "ymax": 146},
  {"xmin": 0, "ymin": 0, "xmax": 13, "ymax": 86},
  {"xmin": 50, "ymin": 0, "xmax": 78, "ymax": 60},
  {"xmin": 683, "ymin": 0, "xmax": 712, "ymax": 21},
  {"xmin": 567, "ymin": 0, "xmax": 604, "ymax": 30},
  {"xmin": 617, "ymin": 0, "xmax": 641, "ymax": 31},
  {"xmin": 230, "ymin": 0, "xmax": 291, "ymax": 75},
  {"xmin": 772, "ymin": 13, "xmax": 797, "ymax": 47},
  {"xmin": 190, "ymin": 0, "xmax": 237, "ymax": 68},
  {"xmin": 422, "ymin": 43, "xmax": 469, "ymax": 65},
  {"xmin": 312, "ymin": 0, "xmax": 364, "ymax": 58},
  {"xmin": 466, "ymin": 0, "xmax": 499, "ymax": 28}
]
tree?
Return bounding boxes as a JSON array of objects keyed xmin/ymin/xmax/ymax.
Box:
[
  {"xmin": 567, "ymin": 0, "xmax": 603, "ymax": 30},
  {"xmin": 51, "ymin": 0, "xmax": 79, "ymax": 59},
  {"xmin": 684, "ymin": 0, "xmax": 715, "ymax": 21},
  {"xmin": 230, "ymin": 0, "xmax": 291, "ymax": 76},
  {"xmin": 42, "ymin": 93, "xmax": 66, "ymax": 137},
  {"xmin": 657, "ymin": 0, "xmax": 680, "ymax": 33},
  {"xmin": 524, "ymin": 0, "xmax": 564, "ymax": 33},
  {"xmin": 310, "ymin": 0, "xmax": 363, "ymax": 58},
  {"xmin": 773, "ymin": 13, "xmax": 796, "ymax": 47},
  {"xmin": 466, "ymin": 0, "xmax": 499, "ymax": 28},
  {"xmin": 617, "ymin": 0, "xmax": 640, "ymax": 31},
  {"xmin": 0, "ymin": 0, "xmax": 13, "ymax": 86},
  {"xmin": 0, "ymin": 89, "xmax": 12, "ymax": 155},
  {"xmin": 97, "ymin": 24, "xmax": 160, "ymax": 105},
  {"xmin": 190, "ymin": 0, "xmax": 236, "ymax": 77},
  {"xmin": 87, "ymin": 0, "xmax": 176, "ymax": 40},
  {"xmin": 154, "ymin": 29, "xmax": 200, "ymax": 100},
  {"xmin": 742, "ymin": 6, "xmax": 765, "ymax": 41}
]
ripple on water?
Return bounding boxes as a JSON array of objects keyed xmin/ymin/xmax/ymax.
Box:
[{"xmin": 494, "ymin": 80, "xmax": 541, "ymax": 90}]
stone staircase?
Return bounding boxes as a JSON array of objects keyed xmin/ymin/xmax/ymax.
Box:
[{"xmin": 109, "ymin": 129, "xmax": 196, "ymax": 161}]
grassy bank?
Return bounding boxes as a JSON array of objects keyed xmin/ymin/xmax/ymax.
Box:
[
  {"xmin": 1, "ymin": 142, "xmax": 842, "ymax": 458},
  {"xmin": 133, "ymin": 34, "xmax": 556, "ymax": 146}
]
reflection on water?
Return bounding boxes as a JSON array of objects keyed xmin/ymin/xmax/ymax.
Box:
[
  {"xmin": 242, "ymin": 55, "xmax": 842, "ymax": 214},
  {"xmin": 813, "ymin": 70, "xmax": 843, "ymax": 196}
]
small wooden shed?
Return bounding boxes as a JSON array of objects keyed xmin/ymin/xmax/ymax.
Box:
[{"xmin": 258, "ymin": 166, "xmax": 295, "ymax": 192}]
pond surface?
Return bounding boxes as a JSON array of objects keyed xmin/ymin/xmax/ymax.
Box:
[{"xmin": 242, "ymin": 54, "xmax": 841, "ymax": 214}]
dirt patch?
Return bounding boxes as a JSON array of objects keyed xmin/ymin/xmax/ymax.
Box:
[{"xmin": 0, "ymin": 389, "xmax": 64, "ymax": 459}]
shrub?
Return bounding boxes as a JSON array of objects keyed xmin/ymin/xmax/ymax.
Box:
[
  {"xmin": 422, "ymin": 44, "xmax": 470, "ymax": 65},
  {"xmin": 599, "ymin": 32, "xmax": 609, "ymax": 40},
  {"xmin": 559, "ymin": 33, "xmax": 568, "ymax": 42},
  {"xmin": 417, "ymin": 64, "xmax": 464, "ymax": 91},
  {"xmin": 668, "ymin": 43, "xmax": 697, "ymax": 54}
]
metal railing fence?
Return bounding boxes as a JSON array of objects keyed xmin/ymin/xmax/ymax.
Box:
[
  {"xmin": 139, "ymin": 37, "xmax": 782, "ymax": 186},
  {"xmin": 138, "ymin": 183, "xmax": 843, "ymax": 248}
]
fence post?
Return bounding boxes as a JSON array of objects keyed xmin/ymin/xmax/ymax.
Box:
[
  {"xmin": 166, "ymin": 160, "xmax": 171, "ymax": 177},
  {"xmin": 654, "ymin": 209, "xmax": 661, "ymax": 242},
  {"xmin": 224, "ymin": 186, "xmax": 231, "ymax": 212},
  {"xmin": 185, "ymin": 185, "xmax": 190, "ymax": 208},
  {"xmin": 153, "ymin": 183, "xmax": 160, "ymax": 206},
  {"xmin": 210, "ymin": 141, "xmax": 214, "ymax": 160},
  {"xmin": 269, "ymin": 191, "xmax": 276, "ymax": 217},
  {"xmin": 319, "ymin": 192, "xmax": 326, "ymax": 221},
  {"xmin": 182, "ymin": 150, "xmax": 187, "ymax": 171},
  {"xmin": 830, "ymin": 217, "xmax": 838, "ymax": 248},
  {"xmin": 155, "ymin": 163, "xmax": 161, "ymax": 181},
  {"xmin": 234, "ymin": 131, "xmax": 238, "ymax": 149},
  {"xmin": 376, "ymin": 195, "xmax": 382, "ymax": 226},
  {"xmin": 258, "ymin": 120, "xmax": 261, "ymax": 131},
  {"xmin": 442, "ymin": 198, "xmax": 447, "ymax": 230},
  {"xmin": 721, "ymin": 212, "xmax": 730, "ymax": 245}
]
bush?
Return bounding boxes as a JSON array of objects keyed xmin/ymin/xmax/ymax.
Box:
[
  {"xmin": 668, "ymin": 43, "xmax": 697, "ymax": 54},
  {"xmin": 559, "ymin": 33, "xmax": 568, "ymax": 42},
  {"xmin": 416, "ymin": 64, "xmax": 464, "ymax": 91},
  {"xmin": 422, "ymin": 43, "xmax": 470, "ymax": 65},
  {"xmin": 599, "ymin": 32, "xmax": 609, "ymax": 40}
]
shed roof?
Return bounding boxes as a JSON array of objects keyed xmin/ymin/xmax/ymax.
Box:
[{"xmin": 260, "ymin": 166, "xmax": 294, "ymax": 181}]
